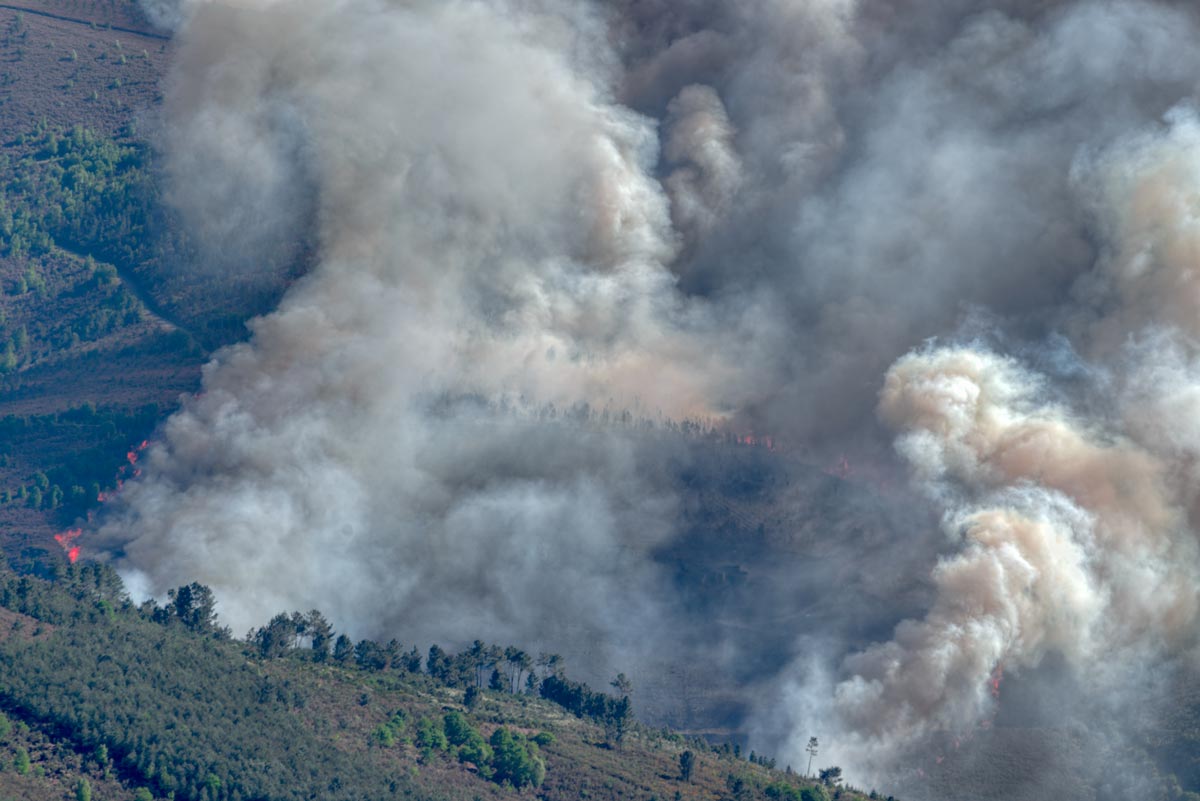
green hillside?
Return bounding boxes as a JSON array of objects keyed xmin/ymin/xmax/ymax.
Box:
[{"xmin": 0, "ymin": 561, "xmax": 876, "ymax": 801}]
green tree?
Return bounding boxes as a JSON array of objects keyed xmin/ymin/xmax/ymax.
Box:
[
  {"xmin": 168, "ymin": 582, "xmax": 221, "ymax": 635},
  {"xmin": 76, "ymin": 778, "xmax": 92, "ymax": 801},
  {"xmin": 467, "ymin": 640, "xmax": 488, "ymax": 687},
  {"xmin": 680, "ymin": 750, "xmax": 695, "ymax": 782},
  {"xmin": 354, "ymin": 639, "xmax": 387, "ymax": 671},
  {"xmin": 332, "ymin": 633, "xmax": 353, "ymax": 663},
  {"xmin": 306, "ymin": 609, "xmax": 333, "ymax": 660},
  {"xmin": 489, "ymin": 728, "xmax": 545, "ymax": 788},
  {"xmin": 384, "ymin": 638, "xmax": 402, "ymax": 670},
  {"xmin": 442, "ymin": 711, "xmax": 474, "ymax": 746},
  {"xmin": 415, "ymin": 716, "xmax": 448, "ymax": 756},
  {"xmin": 444, "ymin": 711, "xmax": 493, "ymax": 774},
  {"xmin": 252, "ymin": 612, "xmax": 299, "ymax": 658},
  {"xmin": 819, "ymin": 766, "xmax": 842, "ymax": 787},
  {"xmin": 800, "ymin": 786, "xmax": 830, "ymax": 801},
  {"xmin": 14, "ymin": 747, "xmax": 29, "ymax": 775},
  {"xmin": 765, "ymin": 782, "xmax": 802, "ymax": 801},
  {"xmin": 504, "ymin": 646, "xmax": 532, "ymax": 692},
  {"xmin": 204, "ymin": 773, "xmax": 221, "ymax": 794},
  {"xmin": 427, "ymin": 644, "xmax": 449, "ymax": 680},
  {"xmin": 536, "ymin": 651, "xmax": 563, "ymax": 679},
  {"xmin": 604, "ymin": 695, "xmax": 632, "ymax": 747},
  {"xmin": 515, "ymin": 649, "xmax": 533, "ymax": 691},
  {"xmin": 371, "ymin": 710, "xmax": 407, "ymax": 748}
]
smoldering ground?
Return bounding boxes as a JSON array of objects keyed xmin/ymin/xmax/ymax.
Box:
[{"xmin": 87, "ymin": 0, "xmax": 1200, "ymax": 797}]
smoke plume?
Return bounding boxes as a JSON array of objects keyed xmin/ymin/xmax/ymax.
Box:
[{"xmin": 95, "ymin": 0, "xmax": 1200, "ymax": 795}]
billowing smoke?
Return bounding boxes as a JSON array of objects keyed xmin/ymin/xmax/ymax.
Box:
[
  {"xmin": 93, "ymin": 0, "xmax": 1200, "ymax": 795},
  {"xmin": 768, "ymin": 101, "xmax": 1200, "ymax": 789},
  {"xmin": 104, "ymin": 0, "xmax": 756, "ymax": 673}
]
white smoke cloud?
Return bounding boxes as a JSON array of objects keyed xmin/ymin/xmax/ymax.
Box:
[
  {"xmin": 104, "ymin": 0, "xmax": 745, "ymax": 663},
  {"xmin": 1071, "ymin": 107, "xmax": 1200, "ymax": 351},
  {"xmin": 662, "ymin": 84, "xmax": 743, "ymax": 253}
]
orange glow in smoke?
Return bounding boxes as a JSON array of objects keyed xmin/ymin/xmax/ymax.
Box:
[
  {"xmin": 736, "ymin": 433, "xmax": 776, "ymax": 450},
  {"xmin": 989, "ymin": 663, "xmax": 1004, "ymax": 699}
]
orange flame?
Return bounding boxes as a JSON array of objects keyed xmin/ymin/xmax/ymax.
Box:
[
  {"xmin": 98, "ymin": 479, "xmax": 125, "ymax": 504},
  {"xmin": 54, "ymin": 528, "xmax": 82, "ymax": 564},
  {"xmin": 126, "ymin": 440, "xmax": 148, "ymax": 466},
  {"xmin": 989, "ymin": 663, "xmax": 1004, "ymax": 699},
  {"xmin": 53, "ymin": 439, "xmax": 152, "ymax": 563},
  {"xmin": 736, "ymin": 433, "xmax": 777, "ymax": 450}
]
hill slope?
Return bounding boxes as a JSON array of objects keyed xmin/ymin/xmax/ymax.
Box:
[{"xmin": 0, "ymin": 561, "xmax": 876, "ymax": 801}]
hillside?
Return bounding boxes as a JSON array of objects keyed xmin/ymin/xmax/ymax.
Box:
[
  {"xmin": 0, "ymin": 0, "xmax": 300, "ymax": 566},
  {"xmin": 0, "ymin": 560, "xmax": 879, "ymax": 801}
]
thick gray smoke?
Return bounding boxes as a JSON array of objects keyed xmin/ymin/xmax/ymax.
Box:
[
  {"xmin": 108, "ymin": 0, "xmax": 751, "ymax": 673},
  {"xmin": 100, "ymin": 0, "xmax": 1200, "ymax": 795}
]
